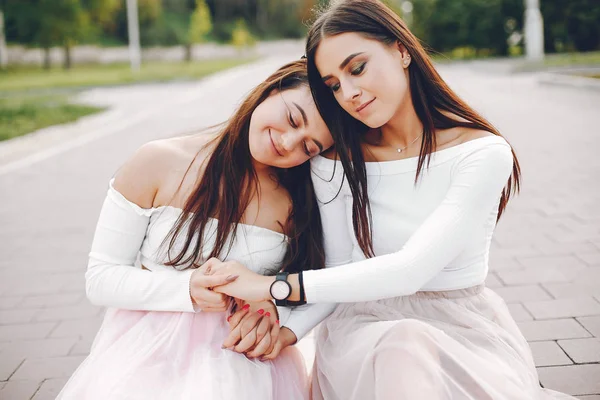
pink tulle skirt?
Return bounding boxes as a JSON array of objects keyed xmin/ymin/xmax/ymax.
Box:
[
  {"xmin": 57, "ymin": 308, "xmax": 308, "ymax": 399},
  {"xmin": 311, "ymin": 285, "xmax": 576, "ymax": 400}
]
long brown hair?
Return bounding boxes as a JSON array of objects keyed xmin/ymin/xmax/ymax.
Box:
[
  {"xmin": 306, "ymin": 0, "xmax": 521, "ymax": 258},
  {"xmin": 164, "ymin": 59, "xmax": 325, "ymax": 274}
]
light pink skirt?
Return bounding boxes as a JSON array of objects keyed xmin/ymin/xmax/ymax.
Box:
[
  {"xmin": 58, "ymin": 308, "xmax": 308, "ymax": 400},
  {"xmin": 311, "ymin": 285, "xmax": 576, "ymax": 400}
]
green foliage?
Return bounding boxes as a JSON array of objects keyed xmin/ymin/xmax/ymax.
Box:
[
  {"xmin": 189, "ymin": 0, "xmax": 212, "ymax": 44},
  {"xmin": 4, "ymin": 0, "xmax": 598, "ymax": 55},
  {"xmin": 230, "ymin": 19, "xmax": 256, "ymax": 48},
  {"xmin": 412, "ymin": 0, "xmax": 514, "ymax": 56}
]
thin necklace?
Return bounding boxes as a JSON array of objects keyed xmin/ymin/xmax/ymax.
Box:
[{"xmin": 381, "ymin": 131, "xmax": 423, "ymax": 153}]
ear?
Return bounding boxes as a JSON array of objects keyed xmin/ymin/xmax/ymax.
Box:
[{"xmin": 396, "ymin": 41, "xmax": 411, "ymax": 68}]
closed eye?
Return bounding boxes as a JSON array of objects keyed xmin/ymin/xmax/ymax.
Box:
[
  {"xmin": 329, "ymin": 82, "xmax": 341, "ymax": 92},
  {"xmin": 350, "ymin": 62, "xmax": 366, "ymax": 75},
  {"xmin": 288, "ymin": 112, "xmax": 298, "ymax": 129},
  {"xmin": 303, "ymin": 141, "xmax": 311, "ymax": 156}
]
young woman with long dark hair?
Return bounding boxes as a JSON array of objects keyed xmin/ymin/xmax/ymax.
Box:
[
  {"xmin": 205, "ymin": 1, "xmax": 576, "ymax": 398},
  {"xmin": 57, "ymin": 59, "xmax": 334, "ymax": 400}
]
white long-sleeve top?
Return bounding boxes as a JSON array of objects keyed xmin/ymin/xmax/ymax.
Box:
[
  {"xmin": 305, "ymin": 135, "xmax": 513, "ymax": 304},
  {"xmin": 85, "ymin": 179, "xmax": 333, "ymax": 340}
]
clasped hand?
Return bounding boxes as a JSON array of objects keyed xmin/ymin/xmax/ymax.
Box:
[{"xmin": 190, "ymin": 258, "xmax": 286, "ymax": 360}]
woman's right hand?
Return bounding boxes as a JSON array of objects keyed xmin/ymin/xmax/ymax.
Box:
[
  {"xmin": 223, "ymin": 300, "xmax": 281, "ymax": 358},
  {"xmin": 189, "ymin": 262, "xmax": 237, "ymax": 312}
]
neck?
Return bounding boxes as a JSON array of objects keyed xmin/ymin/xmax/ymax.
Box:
[{"xmin": 380, "ymin": 97, "xmax": 423, "ymax": 148}]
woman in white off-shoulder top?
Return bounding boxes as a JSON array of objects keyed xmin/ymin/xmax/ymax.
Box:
[
  {"xmin": 205, "ymin": 1, "xmax": 577, "ymax": 399},
  {"xmin": 57, "ymin": 60, "xmax": 335, "ymax": 400}
]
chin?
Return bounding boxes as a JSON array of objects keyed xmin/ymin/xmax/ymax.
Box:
[{"xmin": 360, "ymin": 114, "xmax": 389, "ymax": 129}]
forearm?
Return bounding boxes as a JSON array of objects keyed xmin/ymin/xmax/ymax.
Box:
[
  {"xmin": 282, "ymin": 303, "xmax": 336, "ymax": 341},
  {"xmin": 86, "ymin": 260, "xmax": 196, "ymax": 312}
]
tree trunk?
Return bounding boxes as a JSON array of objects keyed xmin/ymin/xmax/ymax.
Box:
[
  {"xmin": 63, "ymin": 44, "xmax": 72, "ymax": 69},
  {"xmin": 0, "ymin": 10, "xmax": 7, "ymax": 69},
  {"xmin": 185, "ymin": 43, "xmax": 192, "ymax": 62},
  {"xmin": 43, "ymin": 46, "xmax": 51, "ymax": 70}
]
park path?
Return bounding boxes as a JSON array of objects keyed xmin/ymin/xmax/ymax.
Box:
[{"xmin": 0, "ymin": 55, "xmax": 599, "ymax": 399}]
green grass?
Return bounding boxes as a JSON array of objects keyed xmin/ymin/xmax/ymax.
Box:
[
  {"xmin": 0, "ymin": 57, "xmax": 256, "ymax": 92},
  {"xmin": 542, "ymin": 51, "xmax": 600, "ymax": 67},
  {"xmin": 0, "ymin": 95, "xmax": 103, "ymax": 141},
  {"xmin": 0, "ymin": 57, "xmax": 256, "ymax": 141}
]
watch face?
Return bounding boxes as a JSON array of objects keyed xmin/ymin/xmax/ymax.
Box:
[{"xmin": 271, "ymin": 280, "xmax": 291, "ymax": 300}]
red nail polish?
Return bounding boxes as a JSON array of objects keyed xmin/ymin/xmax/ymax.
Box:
[
  {"xmin": 257, "ymin": 309, "xmax": 264, "ymax": 315},
  {"xmin": 265, "ymin": 312, "xmax": 271, "ymax": 317},
  {"xmin": 275, "ymin": 320, "xmax": 280, "ymax": 324},
  {"xmin": 242, "ymin": 304, "xmax": 250, "ymax": 310},
  {"xmin": 227, "ymin": 316, "xmax": 231, "ymax": 322}
]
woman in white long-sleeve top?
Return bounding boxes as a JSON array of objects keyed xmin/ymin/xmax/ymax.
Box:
[
  {"xmin": 57, "ymin": 60, "xmax": 335, "ymax": 400},
  {"xmin": 204, "ymin": 1, "xmax": 577, "ymax": 399}
]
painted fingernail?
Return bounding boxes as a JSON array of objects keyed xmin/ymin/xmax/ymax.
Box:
[
  {"xmin": 275, "ymin": 320, "xmax": 280, "ymax": 325},
  {"xmin": 242, "ymin": 304, "xmax": 250, "ymax": 310},
  {"xmin": 257, "ymin": 309, "xmax": 264, "ymax": 315},
  {"xmin": 265, "ymin": 312, "xmax": 271, "ymax": 317},
  {"xmin": 227, "ymin": 315, "xmax": 231, "ymax": 322}
]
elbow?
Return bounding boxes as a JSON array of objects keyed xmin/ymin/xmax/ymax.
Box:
[{"xmin": 85, "ymin": 270, "xmax": 102, "ymax": 306}]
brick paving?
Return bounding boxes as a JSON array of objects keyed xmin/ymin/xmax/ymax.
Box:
[{"xmin": 0, "ymin": 57, "xmax": 599, "ymax": 399}]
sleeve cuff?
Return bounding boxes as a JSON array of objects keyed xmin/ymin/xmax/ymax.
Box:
[{"xmin": 275, "ymin": 303, "xmax": 292, "ymax": 326}]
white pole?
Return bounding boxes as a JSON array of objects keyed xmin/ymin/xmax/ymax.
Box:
[
  {"xmin": 126, "ymin": 0, "xmax": 141, "ymax": 72},
  {"xmin": 524, "ymin": 0, "xmax": 544, "ymax": 61},
  {"xmin": 0, "ymin": 10, "xmax": 8, "ymax": 69}
]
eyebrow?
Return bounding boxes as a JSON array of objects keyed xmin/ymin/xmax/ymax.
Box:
[
  {"xmin": 322, "ymin": 52, "xmax": 365, "ymax": 82},
  {"xmin": 292, "ymin": 102, "xmax": 308, "ymax": 127}
]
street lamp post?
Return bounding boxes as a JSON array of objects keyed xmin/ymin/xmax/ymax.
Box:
[
  {"xmin": 524, "ymin": 0, "xmax": 544, "ymax": 61},
  {"xmin": 126, "ymin": 0, "xmax": 141, "ymax": 72}
]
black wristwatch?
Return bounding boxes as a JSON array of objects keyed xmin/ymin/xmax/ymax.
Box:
[{"xmin": 270, "ymin": 272, "xmax": 306, "ymax": 306}]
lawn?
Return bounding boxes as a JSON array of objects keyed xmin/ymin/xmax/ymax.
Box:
[
  {"xmin": 0, "ymin": 95, "xmax": 103, "ymax": 141},
  {"xmin": 0, "ymin": 58, "xmax": 256, "ymax": 92},
  {"xmin": 0, "ymin": 57, "xmax": 255, "ymax": 141},
  {"xmin": 542, "ymin": 51, "xmax": 600, "ymax": 68}
]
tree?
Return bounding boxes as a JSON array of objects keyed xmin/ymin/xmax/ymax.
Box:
[
  {"xmin": 186, "ymin": 0, "xmax": 212, "ymax": 61},
  {"xmin": 0, "ymin": 8, "xmax": 7, "ymax": 69}
]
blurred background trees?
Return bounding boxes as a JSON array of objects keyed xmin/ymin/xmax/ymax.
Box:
[{"xmin": 0, "ymin": 0, "xmax": 598, "ymax": 65}]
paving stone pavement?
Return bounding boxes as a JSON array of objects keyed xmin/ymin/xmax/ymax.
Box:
[{"xmin": 0, "ymin": 56, "xmax": 599, "ymax": 399}]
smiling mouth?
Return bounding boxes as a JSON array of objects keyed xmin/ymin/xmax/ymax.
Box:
[
  {"xmin": 356, "ymin": 98, "xmax": 375, "ymax": 113},
  {"xmin": 269, "ymin": 130, "xmax": 284, "ymax": 156}
]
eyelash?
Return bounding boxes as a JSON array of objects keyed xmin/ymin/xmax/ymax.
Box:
[
  {"xmin": 329, "ymin": 62, "xmax": 366, "ymax": 93},
  {"xmin": 288, "ymin": 112, "xmax": 298, "ymax": 129},
  {"xmin": 351, "ymin": 62, "xmax": 366, "ymax": 75},
  {"xmin": 288, "ymin": 111, "xmax": 312, "ymax": 156},
  {"xmin": 303, "ymin": 142, "xmax": 311, "ymax": 156}
]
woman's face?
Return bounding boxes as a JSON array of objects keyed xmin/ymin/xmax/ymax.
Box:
[
  {"xmin": 315, "ymin": 32, "xmax": 411, "ymax": 129},
  {"xmin": 248, "ymin": 85, "xmax": 333, "ymax": 169}
]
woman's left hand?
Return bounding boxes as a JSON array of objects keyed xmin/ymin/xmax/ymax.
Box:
[{"xmin": 203, "ymin": 259, "xmax": 273, "ymax": 303}]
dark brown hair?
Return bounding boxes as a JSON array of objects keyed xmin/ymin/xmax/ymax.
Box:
[
  {"xmin": 164, "ymin": 59, "xmax": 325, "ymax": 274},
  {"xmin": 306, "ymin": 0, "xmax": 521, "ymax": 258}
]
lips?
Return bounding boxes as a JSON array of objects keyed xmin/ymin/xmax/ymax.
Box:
[
  {"xmin": 356, "ymin": 98, "xmax": 375, "ymax": 113},
  {"xmin": 269, "ymin": 129, "xmax": 284, "ymax": 156}
]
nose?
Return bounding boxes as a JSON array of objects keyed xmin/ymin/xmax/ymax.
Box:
[
  {"xmin": 280, "ymin": 130, "xmax": 303, "ymax": 153},
  {"xmin": 342, "ymin": 80, "xmax": 361, "ymax": 103}
]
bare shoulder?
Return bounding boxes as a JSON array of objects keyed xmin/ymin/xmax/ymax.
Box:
[
  {"xmin": 457, "ymin": 128, "xmax": 494, "ymax": 144},
  {"xmin": 113, "ymin": 135, "xmax": 213, "ymax": 209},
  {"xmin": 112, "ymin": 139, "xmax": 181, "ymax": 208},
  {"xmin": 436, "ymin": 125, "xmax": 495, "ymax": 150}
]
